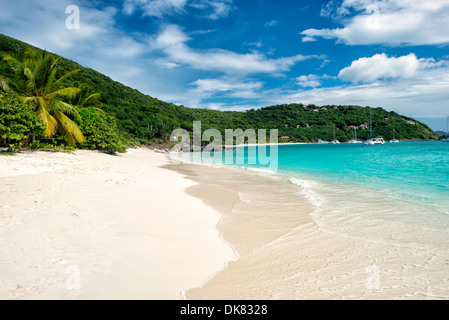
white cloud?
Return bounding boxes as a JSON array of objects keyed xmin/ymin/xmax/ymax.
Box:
[
  {"xmin": 264, "ymin": 20, "xmax": 278, "ymax": 27},
  {"xmin": 247, "ymin": 40, "xmax": 263, "ymax": 48},
  {"xmin": 297, "ymin": 74, "xmax": 322, "ymax": 87},
  {"xmin": 91, "ymin": 60, "xmax": 147, "ymax": 84},
  {"xmin": 0, "ymin": 1, "xmax": 148, "ymax": 59},
  {"xmin": 152, "ymin": 24, "xmax": 192, "ymax": 47},
  {"xmin": 338, "ymin": 53, "xmax": 420, "ymax": 83},
  {"xmin": 191, "ymin": 78, "xmax": 263, "ymax": 93},
  {"xmin": 0, "ymin": 0, "xmax": 160, "ymax": 100},
  {"xmin": 123, "ymin": 0, "xmax": 233, "ymax": 19},
  {"xmin": 281, "ymin": 57, "xmax": 449, "ymax": 119},
  {"xmin": 228, "ymin": 90, "xmax": 264, "ymax": 99},
  {"xmin": 155, "ymin": 58, "xmax": 181, "ymax": 69},
  {"xmin": 3, "ymin": 0, "xmax": 447, "ymax": 130},
  {"xmin": 184, "ymin": 55, "xmax": 449, "ymax": 122},
  {"xmin": 151, "ymin": 24, "xmax": 315, "ymax": 74},
  {"xmin": 0, "ymin": 1, "xmax": 120, "ymax": 52},
  {"xmin": 301, "ymin": 36, "xmax": 317, "ymax": 43},
  {"xmin": 97, "ymin": 36, "xmax": 148, "ymax": 58},
  {"xmin": 205, "ymin": 0, "xmax": 232, "ymax": 19},
  {"xmin": 123, "ymin": 0, "xmax": 188, "ymax": 17},
  {"xmin": 189, "ymin": 29, "xmax": 217, "ymax": 35},
  {"xmin": 302, "ymin": 0, "xmax": 449, "ymax": 45},
  {"xmin": 190, "ymin": 77, "xmax": 264, "ymax": 100}
]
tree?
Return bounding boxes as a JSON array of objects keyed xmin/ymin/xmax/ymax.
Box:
[
  {"xmin": 76, "ymin": 107, "xmax": 128, "ymax": 154},
  {"xmin": 1, "ymin": 48, "xmax": 84, "ymax": 146},
  {"xmin": 70, "ymin": 83, "xmax": 103, "ymax": 111},
  {"xmin": 0, "ymin": 92, "xmax": 45, "ymax": 148}
]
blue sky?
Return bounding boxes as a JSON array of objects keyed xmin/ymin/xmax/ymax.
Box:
[{"xmin": 1, "ymin": 0, "xmax": 449, "ymax": 130}]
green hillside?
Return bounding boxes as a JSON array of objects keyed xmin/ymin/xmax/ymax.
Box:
[
  {"xmin": 0, "ymin": 33, "xmax": 439, "ymax": 148},
  {"xmin": 0, "ymin": 33, "xmax": 183, "ymax": 144},
  {"xmin": 242, "ymin": 104, "xmax": 438, "ymax": 142}
]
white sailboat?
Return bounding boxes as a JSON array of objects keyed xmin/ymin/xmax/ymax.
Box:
[
  {"xmin": 443, "ymin": 117, "xmax": 449, "ymax": 142},
  {"xmin": 390, "ymin": 121, "xmax": 399, "ymax": 143},
  {"xmin": 365, "ymin": 109, "xmax": 385, "ymax": 145},
  {"xmin": 332, "ymin": 125, "xmax": 340, "ymax": 144},
  {"xmin": 365, "ymin": 137, "xmax": 385, "ymax": 145},
  {"xmin": 348, "ymin": 127, "xmax": 362, "ymax": 143}
]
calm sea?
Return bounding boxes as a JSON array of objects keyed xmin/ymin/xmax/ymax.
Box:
[{"xmin": 174, "ymin": 141, "xmax": 449, "ymax": 248}]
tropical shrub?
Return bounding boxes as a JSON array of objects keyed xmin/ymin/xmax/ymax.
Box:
[
  {"xmin": 0, "ymin": 92, "xmax": 45, "ymax": 148},
  {"xmin": 2, "ymin": 48, "xmax": 84, "ymax": 146},
  {"xmin": 77, "ymin": 107, "xmax": 129, "ymax": 153}
]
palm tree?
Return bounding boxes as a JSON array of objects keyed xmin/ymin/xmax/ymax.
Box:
[
  {"xmin": 70, "ymin": 83, "xmax": 105, "ymax": 115},
  {"xmin": 1, "ymin": 48, "xmax": 84, "ymax": 146}
]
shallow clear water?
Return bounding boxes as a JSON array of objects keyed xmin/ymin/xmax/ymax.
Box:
[
  {"xmin": 174, "ymin": 141, "xmax": 449, "ymax": 248},
  {"xmin": 277, "ymin": 142, "xmax": 449, "ymax": 247}
]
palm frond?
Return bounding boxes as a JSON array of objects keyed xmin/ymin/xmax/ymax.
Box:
[
  {"xmin": 72, "ymin": 85, "xmax": 87, "ymax": 106},
  {"xmin": 24, "ymin": 48, "xmax": 40, "ymax": 62},
  {"xmin": 34, "ymin": 98, "xmax": 58, "ymax": 137},
  {"xmin": 50, "ymin": 56, "xmax": 61, "ymax": 72},
  {"xmin": 0, "ymin": 75, "xmax": 25, "ymax": 95},
  {"xmin": 53, "ymin": 110, "xmax": 85, "ymax": 145},
  {"xmin": 80, "ymin": 93, "xmax": 102, "ymax": 108},
  {"xmin": 47, "ymin": 69, "xmax": 80, "ymax": 93},
  {"xmin": 2, "ymin": 54, "xmax": 24, "ymax": 75},
  {"xmin": 47, "ymin": 87, "xmax": 81, "ymax": 100},
  {"xmin": 36, "ymin": 54, "xmax": 57, "ymax": 93},
  {"xmin": 52, "ymin": 100, "xmax": 82, "ymax": 121},
  {"xmin": 43, "ymin": 64, "xmax": 58, "ymax": 94},
  {"xmin": 3, "ymin": 47, "xmax": 86, "ymax": 145},
  {"xmin": 93, "ymin": 107, "xmax": 106, "ymax": 115},
  {"xmin": 23, "ymin": 67, "xmax": 37, "ymax": 95},
  {"xmin": 18, "ymin": 96, "xmax": 32, "ymax": 105}
]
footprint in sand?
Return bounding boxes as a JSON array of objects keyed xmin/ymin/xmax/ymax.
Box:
[
  {"xmin": 51, "ymin": 259, "xmax": 65, "ymax": 265},
  {"xmin": 9, "ymin": 284, "xmax": 27, "ymax": 298},
  {"xmin": 0, "ymin": 214, "xmax": 15, "ymax": 227}
]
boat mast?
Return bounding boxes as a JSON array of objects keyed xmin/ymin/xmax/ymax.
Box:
[{"xmin": 444, "ymin": 116, "xmax": 449, "ymax": 135}]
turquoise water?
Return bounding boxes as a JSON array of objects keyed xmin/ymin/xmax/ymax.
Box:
[
  {"xmin": 275, "ymin": 141, "xmax": 449, "ymax": 247},
  {"xmin": 175, "ymin": 141, "xmax": 449, "ymax": 247},
  {"xmin": 271, "ymin": 141, "xmax": 449, "ymax": 207}
]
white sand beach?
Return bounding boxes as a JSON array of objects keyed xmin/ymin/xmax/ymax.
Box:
[
  {"xmin": 0, "ymin": 148, "xmax": 237, "ymax": 300},
  {"xmin": 169, "ymin": 162, "xmax": 449, "ymax": 300},
  {"xmin": 3, "ymin": 148, "xmax": 449, "ymax": 301}
]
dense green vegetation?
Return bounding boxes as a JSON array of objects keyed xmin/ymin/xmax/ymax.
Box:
[
  {"xmin": 0, "ymin": 92, "xmax": 45, "ymax": 148},
  {"xmin": 1, "ymin": 48, "xmax": 85, "ymax": 146},
  {"xmin": 0, "ymin": 35, "xmax": 134, "ymax": 152},
  {"xmin": 76, "ymin": 107, "xmax": 129, "ymax": 154},
  {"xmin": 0, "ymin": 33, "xmax": 439, "ymax": 151},
  {"xmin": 242, "ymin": 104, "xmax": 438, "ymax": 142}
]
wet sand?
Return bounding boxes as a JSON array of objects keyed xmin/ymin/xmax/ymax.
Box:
[
  {"xmin": 2, "ymin": 148, "xmax": 448, "ymax": 300},
  {"xmin": 167, "ymin": 163, "xmax": 449, "ymax": 300}
]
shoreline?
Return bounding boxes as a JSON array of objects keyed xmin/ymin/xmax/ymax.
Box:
[
  {"xmin": 163, "ymin": 161, "xmax": 318, "ymax": 299},
  {"xmin": 0, "ymin": 148, "xmax": 237, "ymax": 300},
  {"xmin": 3, "ymin": 147, "xmax": 449, "ymax": 299},
  {"xmin": 165, "ymin": 149, "xmax": 449, "ymax": 300}
]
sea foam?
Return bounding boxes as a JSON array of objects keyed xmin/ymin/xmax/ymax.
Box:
[{"xmin": 289, "ymin": 177, "xmax": 324, "ymax": 207}]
